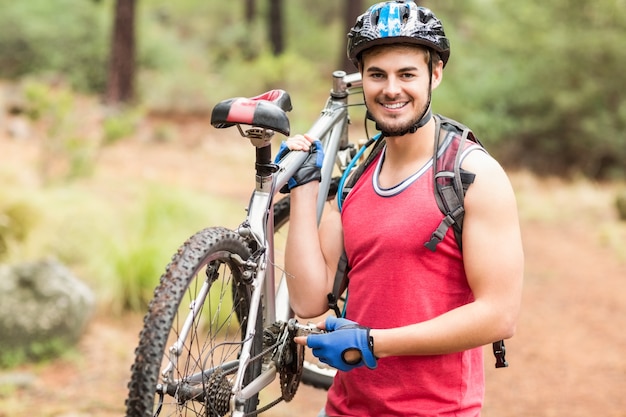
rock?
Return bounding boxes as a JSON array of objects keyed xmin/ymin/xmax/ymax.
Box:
[
  {"xmin": 6, "ymin": 115, "xmax": 31, "ymax": 140},
  {"xmin": 0, "ymin": 259, "xmax": 95, "ymax": 366},
  {"xmin": 0, "ymin": 371, "xmax": 36, "ymax": 388}
]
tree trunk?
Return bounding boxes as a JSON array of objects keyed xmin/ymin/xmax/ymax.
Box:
[
  {"xmin": 105, "ymin": 0, "xmax": 136, "ymax": 104},
  {"xmin": 245, "ymin": 0, "xmax": 256, "ymax": 23},
  {"xmin": 268, "ymin": 0, "xmax": 284, "ymax": 55},
  {"xmin": 341, "ymin": 0, "xmax": 363, "ymax": 71}
]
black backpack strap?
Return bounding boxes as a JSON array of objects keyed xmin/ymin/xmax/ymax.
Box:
[
  {"xmin": 425, "ymin": 115, "xmax": 478, "ymax": 252},
  {"xmin": 426, "ymin": 115, "xmax": 508, "ymax": 368},
  {"xmin": 493, "ymin": 339, "xmax": 509, "ymax": 368},
  {"xmin": 327, "ymin": 252, "xmax": 348, "ymax": 317}
]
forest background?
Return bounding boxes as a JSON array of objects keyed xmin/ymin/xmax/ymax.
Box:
[
  {"xmin": 0, "ymin": 1, "xmax": 625, "ymax": 416},
  {"xmin": 1, "ymin": 0, "xmax": 625, "ymax": 178}
]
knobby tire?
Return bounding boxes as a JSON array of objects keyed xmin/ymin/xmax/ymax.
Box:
[
  {"xmin": 125, "ymin": 227, "xmax": 262, "ymax": 417},
  {"xmin": 126, "ymin": 186, "xmax": 337, "ymax": 417}
]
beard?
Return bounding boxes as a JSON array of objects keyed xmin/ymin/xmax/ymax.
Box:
[{"xmin": 368, "ymin": 100, "xmax": 431, "ymax": 137}]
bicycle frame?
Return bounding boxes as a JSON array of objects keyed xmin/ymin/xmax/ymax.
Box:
[
  {"xmin": 264, "ymin": 70, "xmax": 363, "ymax": 325},
  {"xmin": 235, "ymin": 70, "xmax": 363, "ymax": 415},
  {"xmin": 161, "ymin": 70, "xmax": 364, "ymax": 416}
]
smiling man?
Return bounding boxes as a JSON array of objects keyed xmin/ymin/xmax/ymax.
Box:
[
  {"xmin": 362, "ymin": 45, "xmax": 437, "ymax": 137},
  {"xmin": 282, "ymin": 2, "xmax": 524, "ymax": 416}
]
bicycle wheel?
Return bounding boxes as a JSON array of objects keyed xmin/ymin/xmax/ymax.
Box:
[
  {"xmin": 273, "ymin": 186, "xmax": 339, "ymax": 391},
  {"xmin": 125, "ymin": 227, "xmax": 262, "ymax": 417}
]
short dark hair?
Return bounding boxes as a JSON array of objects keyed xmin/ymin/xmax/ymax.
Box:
[{"xmin": 359, "ymin": 43, "xmax": 442, "ymax": 72}]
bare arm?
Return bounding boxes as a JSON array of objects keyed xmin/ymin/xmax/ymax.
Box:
[
  {"xmin": 283, "ymin": 135, "xmax": 345, "ymax": 318},
  {"xmin": 370, "ymin": 151, "xmax": 524, "ymax": 357}
]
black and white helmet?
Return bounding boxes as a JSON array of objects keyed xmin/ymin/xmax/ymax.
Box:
[{"xmin": 347, "ymin": 1, "xmax": 450, "ymax": 68}]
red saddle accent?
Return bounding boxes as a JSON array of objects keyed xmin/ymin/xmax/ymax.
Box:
[{"xmin": 211, "ymin": 90, "xmax": 292, "ymax": 136}]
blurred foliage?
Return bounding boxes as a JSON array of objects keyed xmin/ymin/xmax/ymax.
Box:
[
  {"xmin": 20, "ymin": 80, "xmax": 105, "ymax": 182},
  {"xmin": 91, "ymin": 185, "xmax": 247, "ymax": 314},
  {"xmin": 0, "ymin": 197, "xmax": 39, "ymax": 261},
  {"xmin": 102, "ymin": 106, "xmax": 144, "ymax": 145},
  {"xmin": 0, "ymin": 179, "xmax": 245, "ymax": 314},
  {"xmin": 0, "ymin": 0, "xmax": 110, "ymax": 92},
  {"xmin": 1, "ymin": 0, "xmax": 623, "ymax": 178},
  {"xmin": 617, "ymin": 191, "xmax": 626, "ymax": 221},
  {"xmin": 0, "ymin": 337, "xmax": 70, "ymax": 368},
  {"xmin": 432, "ymin": 0, "xmax": 626, "ymax": 179}
]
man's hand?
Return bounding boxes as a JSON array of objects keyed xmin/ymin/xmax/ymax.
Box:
[
  {"xmin": 299, "ymin": 317, "xmax": 377, "ymax": 372},
  {"xmin": 274, "ymin": 135, "xmax": 323, "ymax": 192}
]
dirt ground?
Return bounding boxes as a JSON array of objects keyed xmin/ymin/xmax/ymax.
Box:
[{"xmin": 1, "ymin": 118, "xmax": 625, "ymax": 417}]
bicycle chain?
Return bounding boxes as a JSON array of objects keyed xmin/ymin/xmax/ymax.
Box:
[
  {"xmin": 197, "ymin": 321, "xmax": 304, "ymax": 417},
  {"xmin": 241, "ymin": 321, "xmax": 304, "ymax": 416},
  {"xmin": 201, "ymin": 342, "xmax": 277, "ymax": 417}
]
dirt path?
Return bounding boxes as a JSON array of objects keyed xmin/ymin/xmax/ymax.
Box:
[
  {"xmin": 483, "ymin": 220, "xmax": 626, "ymax": 417},
  {"xmin": 1, "ymin": 130, "xmax": 625, "ymax": 417}
]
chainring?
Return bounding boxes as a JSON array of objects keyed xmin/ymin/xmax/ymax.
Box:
[{"xmin": 272, "ymin": 322, "xmax": 305, "ymax": 401}]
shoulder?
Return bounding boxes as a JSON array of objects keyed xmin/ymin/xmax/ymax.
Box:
[
  {"xmin": 460, "ymin": 149, "xmax": 517, "ymax": 214},
  {"xmin": 461, "ymin": 146, "xmax": 502, "ymax": 177}
]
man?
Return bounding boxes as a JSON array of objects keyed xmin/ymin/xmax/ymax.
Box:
[{"xmin": 283, "ymin": 2, "xmax": 524, "ymax": 416}]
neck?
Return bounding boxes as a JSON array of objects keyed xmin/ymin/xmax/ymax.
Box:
[
  {"xmin": 385, "ymin": 117, "xmax": 436, "ymax": 160},
  {"xmin": 376, "ymin": 118, "xmax": 436, "ymax": 188}
]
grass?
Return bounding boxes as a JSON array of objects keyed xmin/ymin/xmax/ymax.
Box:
[
  {"xmin": 511, "ymin": 170, "xmax": 626, "ymax": 260},
  {"xmin": 0, "ymin": 171, "xmax": 246, "ymax": 316}
]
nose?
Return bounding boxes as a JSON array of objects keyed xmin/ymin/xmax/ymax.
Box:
[{"xmin": 382, "ymin": 76, "xmax": 401, "ymax": 98}]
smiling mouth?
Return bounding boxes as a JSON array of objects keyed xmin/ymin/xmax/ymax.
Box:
[{"xmin": 381, "ymin": 102, "xmax": 408, "ymax": 110}]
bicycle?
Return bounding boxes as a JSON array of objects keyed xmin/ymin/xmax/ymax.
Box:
[{"xmin": 125, "ymin": 70, "xmax": 371, "ymax": 417}]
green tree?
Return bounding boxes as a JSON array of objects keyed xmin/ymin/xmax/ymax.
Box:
[
  {"xmin": 434, "ymin": 0, "xmax": 626, "ymax": 179},
  {"xmin": 0, "ymin": 1, "xmax": 108, "ymax": 92}
]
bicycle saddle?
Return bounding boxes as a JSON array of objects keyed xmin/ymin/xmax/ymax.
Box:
[{"xmin": 211, "ymin": 90, "xmax": 292, "ymax": 136}]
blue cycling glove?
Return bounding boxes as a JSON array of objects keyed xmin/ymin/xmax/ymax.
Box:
[
  {"xmin": 306, "ymin": 317, "xmax": 377, "ymax": 372},
  {"xmin": 274, "ymin": 140, "xmax": 324, "ymax": 193}
]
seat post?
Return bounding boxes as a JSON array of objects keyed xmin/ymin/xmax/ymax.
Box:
[{"xmin": 255, "ymin": 144, "xmax": 277, "ymax": 193}]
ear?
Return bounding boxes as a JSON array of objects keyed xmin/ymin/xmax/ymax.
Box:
[{"xmin": 431, "ymin": 60, "xmax": 444, "ymax": 91}]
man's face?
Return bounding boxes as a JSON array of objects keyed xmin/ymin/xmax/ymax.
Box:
[{"xmin": 361, "ymin": 45, "xmax": 442, "ymax": 136}]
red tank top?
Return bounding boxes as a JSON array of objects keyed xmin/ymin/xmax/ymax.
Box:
[{"xmin": 326, "ymin": 144, "xmax": 484, "ymax": 417}]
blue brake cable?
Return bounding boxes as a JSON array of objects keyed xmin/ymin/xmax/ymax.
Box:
[{"xmin": 337, "ymin": 133, "xmax": 381, "ymax": 213}]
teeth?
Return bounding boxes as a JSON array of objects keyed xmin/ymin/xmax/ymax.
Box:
[{"xmin": 383, "ymin": 102, "xmax": 406, "ymax": 109}]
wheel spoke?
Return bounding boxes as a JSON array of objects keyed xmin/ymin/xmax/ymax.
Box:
[{"xmin": 125, "ymin": 228, "xmax": 262, "ymax": 417}]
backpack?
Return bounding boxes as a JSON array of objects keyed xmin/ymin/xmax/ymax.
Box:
[{"xmin": 328, "ymin": 114, "xmax": 508, "ymax": 368}]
